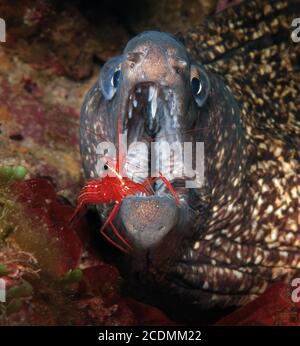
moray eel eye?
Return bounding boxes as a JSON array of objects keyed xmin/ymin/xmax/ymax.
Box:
[
  {"xmin": 100, "ymin": 55, "xmax": 123, "ymax": 100},
  {"xmin": 190, "ymin": 63, "xmax": 210, "ymax": 107},
  {"xmin": 111, "ymin": 69, "xmax": 121, "ymax": 88},
  {"xmin": 191, "ymin": 77, "xmax": 202, "ymax": 95}
]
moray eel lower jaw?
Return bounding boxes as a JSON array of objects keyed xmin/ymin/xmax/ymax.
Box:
[{"xmin": 119, "ymin": 196, "xmax": 191, "ymax": 251}]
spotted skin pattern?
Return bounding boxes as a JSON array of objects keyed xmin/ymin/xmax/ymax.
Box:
[
  {"xmin": 176, "ymin": 0, "xmax": 300, "ymax": 308},
  {"xmin": 79, "ymin": 0, "xmax": 300, "ymax": 312}
]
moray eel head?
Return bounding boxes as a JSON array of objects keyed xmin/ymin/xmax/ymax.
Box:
[
  {"xmin": 95, "ymin": 31, "xmax": 213, "ymax": 249},
  {"xmin": 80, "ymin": 31, "xmax": 245, "ymax": 312}
]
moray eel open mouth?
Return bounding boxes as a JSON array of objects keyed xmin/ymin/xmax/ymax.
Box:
[
  {"xmin": 118, "ymin": 74, "xmax": 198, "ymax": 249},
  {"xmin": 124, "ymin": 82, "xmax": 176, "ymax": 137}
]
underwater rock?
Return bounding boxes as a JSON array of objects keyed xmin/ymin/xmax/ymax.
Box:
[
  {"xmin": 125, "ymin": 0, "xmax": 217, "ymax": 34},
  {"xmin": 0, "ymin": 176, "xmax": 174, "ymax": 325},
  {"xmin": 0, "ymin": 0, "xmax": 129, "ymax": 80},
  {"xmin": 216, "ymin": 283, "xmax": 300, "ymax": 326},
  {"xmin": 11, "ymin": 178, "xmax": 84, "ymax": 275}
]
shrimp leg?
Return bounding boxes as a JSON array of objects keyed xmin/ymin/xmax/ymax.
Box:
[
  {"xmin": 142, "ymin": 173, "xmax": 180, "ymax": 206},
  {"xmin": 100, "ymin": 202, "xmax": 132, "ymax": 253}
]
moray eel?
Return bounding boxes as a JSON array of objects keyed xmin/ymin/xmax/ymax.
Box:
[{"xmin": 79, "ymin": 0, "xmax": 300, "ymax": 315}]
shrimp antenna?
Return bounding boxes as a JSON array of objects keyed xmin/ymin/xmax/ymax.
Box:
[{"xmin": 116, "ymin": 112, "xmax": 121, "ymax": 174}]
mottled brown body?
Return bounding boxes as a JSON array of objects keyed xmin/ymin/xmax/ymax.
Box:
[
  {"xmin": 176, "ymin": 0, "xmax": 300, "ymax": 307},
  {"xmin": 79, "ymin": 0, "xmax": 300, "ymax": 313}
]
